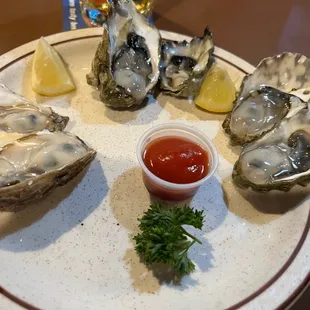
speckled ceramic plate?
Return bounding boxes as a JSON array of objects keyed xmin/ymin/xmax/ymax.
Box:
[{"xmin": 0, "ymin": 28, "xmax": 309, "ymax": 310}]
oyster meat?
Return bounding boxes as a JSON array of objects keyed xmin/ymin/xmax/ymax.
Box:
[
  {"xmin": 233, "ymin": 104, "xmax": 310, "ymax": 192},
  {"xmin": 0, "ymin": 84, "xmax": 69, "ymax": 147},
  {"xmin": 223, "ymin": 53, "xmax": 310, "ymax": 145},
  {"xmin": 159, "ymin": 27, "xmax": 214, "ymax": 97},
  {"xmin": 0, "ymin": 131, "xmax": 96, "ymax": 208},
  {"xmin": 0, "ymin": 84, "xmax": 69, "ymax": 134},
  {"xmin": 87, "ymin": 0, "xmax": 161, "ymax": 108},
  {"xmin": 222, "ymin": 86, "xmax": 306, "ymax": 145}
]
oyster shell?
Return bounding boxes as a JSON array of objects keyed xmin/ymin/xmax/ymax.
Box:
[
  {"xmin": 86, "ymin": 0, "xmax": 161, "ymax": 108},
  {"xmin": 222, "ymin": 86, "xmax": 306, "ymax": 145},
  {"xmin": 0, "ymin": 84, "xmax": 69, "ymax": 134},
  {"xmin": 238, "ymin": 53, "xmax": 310, "ymax": 102},
  {"xmin": 233, "ymin": 104, "xmax": 310, "ymax": 192},
  {"xmin": 159, "ymin": 27, "xmax": 214, "ymax": 97},
  {"xmin": 0, "ymin": 131, "xmax": 96, "ymax": 209},
  {"xmin": 223, "ymin": 53, "xmax": 310, "ymax": 145}
]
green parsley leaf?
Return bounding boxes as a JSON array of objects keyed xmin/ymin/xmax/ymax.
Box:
[{"xmin": 134, "ymin": 204, "xmax": 204, "ymax": 277}]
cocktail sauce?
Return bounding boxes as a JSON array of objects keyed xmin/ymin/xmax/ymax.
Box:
[{"xmin": 143, "ymin": 136, "xmax": 209, "ymax": 185}]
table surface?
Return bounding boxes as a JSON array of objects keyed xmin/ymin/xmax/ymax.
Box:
[{"xmin": 0, "ymin": 0, "xmax": 309, "ymax": 309}]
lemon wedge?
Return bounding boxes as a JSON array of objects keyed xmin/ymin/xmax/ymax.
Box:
[
  {"xmin": 195, "ymin": 63, "xmax": 236, "ymax": 113},
  {"xmin": 32, "ymin": 37, "xmax": 76, "ymax": 96}
]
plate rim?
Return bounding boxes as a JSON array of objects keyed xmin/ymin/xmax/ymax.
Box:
[{"xmin": 0, "ymin": 27, "xmax": 309, "ymax": 310}]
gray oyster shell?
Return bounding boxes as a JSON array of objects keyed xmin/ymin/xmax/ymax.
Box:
[
  {"xmin": 238, "ymin": 53, "xmax": 310, "ymax": 102},
  {"xmin": 0, "ymin": 131, "xmax": 96, "ymax": 210},
  {"xmin": 222, "ymin": 86, "xmax": 306, "ymax": 145},
  {"xmin": 222, "ymin": 53, "xmax": 310, "ymax": 145},
  {"xmin": 86, "ymin": 0, "xmax": 161, "ymax": 108},
  {"xmin": 233, "ymin": 104, "xmax": 310, "ymax": 192},
  {"xmin": 159, "ymin": 27, "xmax": 214, "ymax": 98},
  {"xmin": 0, "ymin": 84, "xmax": 69, "ymax": 134}
]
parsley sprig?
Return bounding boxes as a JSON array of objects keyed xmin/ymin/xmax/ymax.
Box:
[{"xmin": 134, "ymin": 204, "xmax": 204, "ymax": 277}]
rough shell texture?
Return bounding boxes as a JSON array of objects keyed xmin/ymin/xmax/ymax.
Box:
[
  {"xmin": 222, "ymin": 53, "xmax": 310, "ymax": 145},
  {"xmin": 0, "ymin": 132, "xmax": 96, "ymax": 210},
  {"xmin": 159, "ymin": 27, "xmax": 214, "ymax": 98},
  {"xmin": 238, "ymin": 53, "xmax": 310, "ymax": 102},
  {"xmin": 86, "ymin": 0, "xmax": 161, "ymax": 108}
]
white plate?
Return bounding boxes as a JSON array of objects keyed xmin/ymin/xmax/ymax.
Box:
[{"xmin": 0, "ymin": 28, "xmax": 309, "ymax": 310}]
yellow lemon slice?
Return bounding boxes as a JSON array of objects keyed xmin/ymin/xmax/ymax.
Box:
[
  {"xmin": 195, "ymin": 63, "xmax": 236, "ymax": 113},
  {"xmin": 32, "ymin": 37, "xmax": 76, "ymax": 96}
]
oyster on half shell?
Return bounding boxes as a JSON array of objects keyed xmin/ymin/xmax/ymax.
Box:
[
  {"xmin": 87, "ymin": 0, "xmax": 161, "ymax": 108},
  {"xmin": 233, "ymin": 103, "xmax": 310, "ymax": 192},
  {"xmin": 0, "ymin": 84, "xmax": 69, "ymax": 133},
  {"xmin": 0, "ymin": 131, "xmax": 96, "ymax": 209},
  {"xmin": 159, "ymin": 27, "xmax": 214, "ymax": 98},
  {"xmin": 223, "ymin": 53, "xmax": 310, "ymax": 145},
  {"xmin": 222, "ymin": 86, "xmax": 307, "ymax": 145}
]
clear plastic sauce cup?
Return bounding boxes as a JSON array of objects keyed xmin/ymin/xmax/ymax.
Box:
[{"xmin": 137, "ymin": 123, "xmax": 219, "ymax": 201}]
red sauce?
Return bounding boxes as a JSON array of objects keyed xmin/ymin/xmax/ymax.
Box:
[{"xmin": 143, "ymin": 136, "xmax": 209, "ymax": 184}]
